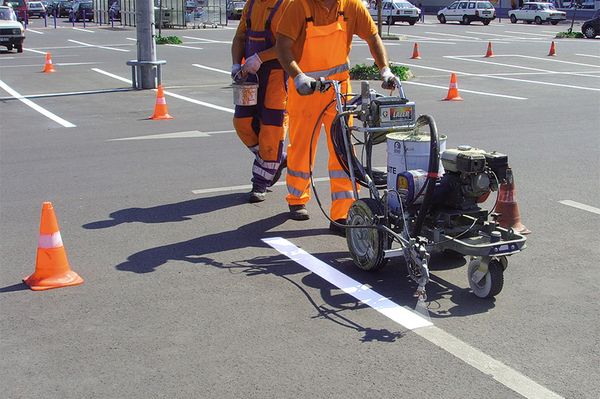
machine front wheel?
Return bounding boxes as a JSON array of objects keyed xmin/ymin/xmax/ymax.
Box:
[
  {"xmin": 467, "ymin": 256, "xmax": 504, "ymax": 298},
  {"xmin": 346, "ymin": 199, "xmax": 389, "ymax": 272}
]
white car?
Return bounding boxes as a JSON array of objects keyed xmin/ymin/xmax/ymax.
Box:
[
  {"xmin": 437, "ymin": 0, "xmax": 496, "ymax": 25},
  {"xmin": 369, "ymin": 0, "xmax": 421, "ymax": 26},
  {"xmin": 0, "ymin": 5, "xmax": 24, "ymax": 53},
  {"xmin": 508, "ymin": 2, "xmax": 566, "ymax": 25}
]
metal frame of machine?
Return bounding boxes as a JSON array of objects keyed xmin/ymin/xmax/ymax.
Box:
[{"xmin": 310, "ymin": 78, "xmax": 527, "ymax": 300}]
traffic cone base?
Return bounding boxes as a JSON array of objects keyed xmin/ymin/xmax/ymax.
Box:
[
  {"xmin": 150, "ymin": 85, "xmax": 173, "ymax": 120},
  {"xmin": 443, "ymin": 73, "xmax": 463, "ymax": 101},
  {"xmin": 23, "ymin": 202, "xmax": 84, "ymax": 291},
  {"xmin": 42, "ymin": 52, "xmax": 55, "ymax": 73},
  {"xmin": 485, "ymin": 42, "xmax": 494, "ymax": 58},
  {"xmin": 411, "ymin": 43, "xmax": 421, "ymax": 59},
  {"xmin": 548, "ymin": 41, "xmax": 556, "ymax": 56}
]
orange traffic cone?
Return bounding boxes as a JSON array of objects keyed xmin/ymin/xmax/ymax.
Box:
[
  {"xmin": 443, "ymin": 73, "xmax": 463, "ymax": 101},
  {"xmin": 411, "ymin": 43, "xmax": 421, "ymax": 59},
  {"xmin": 548, "ymin": 41, "xmax": 556, "ymax": 56},
  {"xmin": 23, "ymin": 202, "xmax": 84, "ymax": 290},
  {"xmin": 495, "ymin": 169, "xmax": 531, "ymax": 235},
  {"xmin": 42, "ymin": 52, "xmax": 55, "ymax": 73},
  {"xmin": 150, "ymin": 85, "xmax": 173, "ymax": 120},
  {"xmin": 485, "ymin": 41, "xmax": 494, "ymax": 58}
]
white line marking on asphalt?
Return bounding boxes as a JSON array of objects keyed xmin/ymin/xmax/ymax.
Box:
[
  {"xmin": 109, "ymin": 130, "xmax": 235, "ymax": 141},
  {"xmin": 192, "ymin": 64, "xmax": 229, "ymax": 74},
  {"xmin": 576, "ymin": 53, "xmax": 600, "ymax": 59},
  {"xmin": 72, "ymin": 27, "xmax": 94, "ymax": 33},
  {"xmin": 92, "ymin": 68, "xmax": 235, "ymax": 113},
  {"xmin": 0, "ymin": 79, "xmax": 76, "ymax": 128},
  {"xmin": 264, "ymin": 237, "xmax": 564, "ymax": 399},
  {"xmin": 23, "ymin": 48, "xmax": 47, "ymax": 54},
  {"xmin": 465, "ymin": 31, "xmax": 535, "ymax": 39},
  {"xmin": 183, "ymin": 36, "xmax": 232, "ymax": 44},
  {"xmin": 192, "ymin": 178, "xmax": 330, "ymax": 195},
  {"xmin": 165, "ymin": 44, "xmax": 204, "ymax": 50},
  {"xmin": 68, "ymin": 39, "xmax": 130, "ymax": 52},
  {"xmin": 425, "ymin": 31, "xmax": 482, "ymax": 40},
  {"xmin": 0, "ymin": 62, "xmax": 99, "ymax": 68},
  {"xmin": 26, "ymin": 28, "xmax": 44, "ymax": 34},
  {"xmin": 126, "ymin": 37, "xmax": 136, "ymax": 41},
  {"xmin": 403, "ymin": 81, "xmax": 527, "ymax": 99},
  {"xmin": 504, "ymin": 30, "xmax": 553, "ymax": 37},
  {"xmin": 559, "ymin": 200, "xmax": 600, "ymax": 215}
]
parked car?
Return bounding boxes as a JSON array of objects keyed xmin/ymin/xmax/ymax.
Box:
[
  {"xmin": 508, "ymin": 2, "xmax": 566, "ymax": 25},
  {"xmin": 57, "ymin": 0, "xmax": 72, "ymax": 17},
  {"xmin": 437, "ymin": 0, "xmax": 496, "ymax": 25},
  {"xmin": 227, "ymin": 1, "xmax": 245, "ymax": 20},
  {"xmin": 581, "ymin": 9, "xmax": 600, "ymax": 38},
  {"xmin": 2, "ymin": 0, "xmax": 27, "ymax": 21},
  {"xmin": 0, "ymin": 5, "xmax": 24, "ymax": 52},
  {"xmin": 69, "ymin": 0, "xmax": 93, "ymax": 22},
  {"xmin": 27, "ymin": 1, "xmax": 46, "ymax": 18},
  {"xmin": 369, "ymin": 0, "xmax": 421, "ymax": 25}
]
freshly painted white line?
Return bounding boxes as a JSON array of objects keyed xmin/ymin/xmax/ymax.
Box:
[
  {"xmin": 72, "ymin": 27, "xmax": 94, "ymax": 33},
  {"xmin": 109, "ymin": 130, "xmax": 235, "ymax": 141},
  {"xmin": 192, "ymin": 177, "xmax": 330, "ymax": 194},
  {"xmin": 92, "ymin": 67, "xmax": 132, "ymax": 84},
  {"xmin": 446, "ymin": 55, "xmax": 564, "ymax": 73},
  {"xmin": 0, "ymin": 79, "xmax": 75, "ymax": 128},
  {"xmin": 68, "ymin": 39, "xmax": 130, "ymax": 52},
  {"xmin": 92, "ymin": 68, "xmax": 235, "ymax": 113},
  {"xmin": 26, "ymin": 28, "xmax": 44, "ymax": 34},
  {"xmin": 402, "ymin": 81, "xmax": 527, "ymax": 100},
  {"xmin": 126, "ymin": 37, "xmax": 137, "ymax": 41},
  {"xmin": 23, "ymin": 48, "xmax": 47, "ymax": 54},
  {"xmin": 265, "ymin": 237, "xmax": 564, "ymax": 399},
  {"xmin": 0, "ymin": 56, "xmax": 14, "ymax": 59},
  {"xmin": 192, "ymin": 64, "xmax": 229, "ymax": 74},
  {"xmin": 576, "ymin": 53, "xmax": 600, "ymax": 59},
  {"xmin": 513, "ymin": 54, "xmax": 600, "ymax": 69},
  {"xmin": 504, "ymin": 30, "xmax": 553, "ymax": 37},
  {"xmin": 183, "ymin": 36, "xmax": 232, "ymax": 44},
  {"xmin": 425, "ymin": 31, "xmax": 482, "ymax": 40},
  {"xmin": 165, "ymin": 44, "xmax": 204, "ymax": 50},
  {"xmin": 559, "ymin": 200, "xmax": 600, "ymax": 215},
  {"xmin": 464, "ymin": 31, "xmax": 532, "ymax": 39}
]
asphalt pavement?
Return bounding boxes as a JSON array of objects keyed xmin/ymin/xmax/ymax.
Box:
[{"xmin": 1, "ymin": 16, "xmax": 599, "ymax": 399}]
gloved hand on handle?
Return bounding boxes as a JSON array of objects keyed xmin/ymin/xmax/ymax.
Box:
[
  {"xmin": 293, "ymin": 73, "xmax": 316, "ymax": 96},
  {"xmin": 380, "ymin": 66, "xmax": 398, "ymax": 90},
  {"xmin": 242, "ymin": 53, "xmax": 262, "ymax": 75},
  {"xmin": 231, "ymin": 63, "xmax": 243, "ymax": 82}
]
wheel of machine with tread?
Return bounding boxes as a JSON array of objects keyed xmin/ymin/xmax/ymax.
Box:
[
  {"xmin": 467, "ymin": 256, "xmax": 504, "ymax": 298},
  {"xmin": 346, "ymin": 199, "xmax": 389, "ymax": 272}
]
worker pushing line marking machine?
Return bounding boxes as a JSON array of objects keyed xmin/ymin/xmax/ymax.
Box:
[{"xmin": 308, "ymin": 77, "xmax": 527, "ymax": 300}]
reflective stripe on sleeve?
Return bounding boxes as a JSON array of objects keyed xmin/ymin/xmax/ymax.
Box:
[
  {"xmin": 329, "ymin": 169, "xmax": 349, "ymax": 179},
  {"xmin": 287, "ymin": 184, "xmax": 304, "ymax": 197},
  {"xmin": 331, "ymin": 190, "xmax": 354, "ymax": 200},
  {"xmin": 287, "ymin": 168, "xmax": 311, "ymax": 180}
]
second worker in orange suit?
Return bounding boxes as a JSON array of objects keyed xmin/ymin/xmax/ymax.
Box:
[
  {"xmin": 275, "ymin": 0, "xmax": 397, "ymax": 234},
  {"xmin": 231, "ymin": 0, "xmax": 290, "ymax": 203}
]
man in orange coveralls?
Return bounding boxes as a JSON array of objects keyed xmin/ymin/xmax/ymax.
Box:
[
  {"xmin": 275, "ymin": 0, "xmax": 397, "ymax": 234},
  {"xmin": 231, "ymin": 0, "xmax": 290, "ymax": 203}
]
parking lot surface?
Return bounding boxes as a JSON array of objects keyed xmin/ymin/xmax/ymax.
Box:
[{"xmin": 1, "ymin": 16, "xmax": 599, "ymax": 399}]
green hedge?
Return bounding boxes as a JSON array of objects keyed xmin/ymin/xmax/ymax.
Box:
[
  {"xmin": 349, "ymin": 63, "xmax": 411, "ymax": 81},
  {"xmin": 555, "ymin": 31, "xmax": 584, "ymax": 38},
  {"xmin": 155, "ymin": 35, "xmax": 183, "ymax": 45}
]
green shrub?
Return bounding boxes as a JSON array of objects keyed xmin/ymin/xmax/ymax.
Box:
[
  {"xmin": 555, "ymin": 31, "xmax": 584, "ymax": 39},
  {"xmin": 349, "ymin": 63, "xmax": 411, "ymax": 81},
  {"xmin": 155, "ymin": 35, "xmax": 183, "ymax": 45}
]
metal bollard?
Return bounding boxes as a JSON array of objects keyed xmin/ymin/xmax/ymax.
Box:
[
  {"xmin": 110, "ymin": 13, "xmax": 114, "ymax": 29},
  {"xmin": 83, "ymin": 9, "xmax": 86, "ymax": 28},
  {"xmin": 53, "ymin": 11, "xmax": 57, "ymax": 29},
  {"xmin": 44, "ymin": 13, "xmax": 47, "ymax": 27}
]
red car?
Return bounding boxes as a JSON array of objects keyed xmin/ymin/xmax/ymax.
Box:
[{"xmin": 3, "ymin": 0, "xmax": 27, "ymax": 21}]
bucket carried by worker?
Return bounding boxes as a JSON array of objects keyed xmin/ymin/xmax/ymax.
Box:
[{"xmin": 232, "ymin": 72, "xmax": 258, "ymax": 106}]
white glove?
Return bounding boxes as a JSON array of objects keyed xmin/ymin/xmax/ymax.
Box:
[
  {"xmin": 242, "ymin": 53, "xmax": 262, "ymax": 74},
  {"xmin": 293, "ymin": 73, "xmax": 316, "ymax": 96},
  {"xmin": 231, "ymin": 63, "xmax": 242, "ymax": 81},
  {"xmin": 380, "ymin": 66, "xmax": 397, "ymax": 90}
]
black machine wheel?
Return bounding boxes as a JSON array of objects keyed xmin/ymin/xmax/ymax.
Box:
[
  {"xmin": 462, "ymin": 15, "xmax": 470, "ymax": 25},
  {"xmin": 346, "ymin": 199, "xmax": 389, "ymax": 272},
  {"xmin": 583, "ymin": 25, "xmax": 597, "ymax": 38},
  {"xmin": 16, "ymin": 44, "xmax": 23, "ymax": 53},
  {"xmin": 534, "ymin": 16, "xmax": 542, "ymax": 25},
  {"xmin": 483, "ymin": 19, "xmax": 491, "ymax": 25},
  {"xmin": 550, "ymin": 20, "xmax": 558, "ymax": 25},
  {"xmin": 510, "ymin": 14, "xmax": 517, "ymax": 23},
  {"xmin": 438, "ymin": 14, "xmax": 446, "ymax": 24},
  {"xmin": 467, "ymin": 256, "xmax": 504, "ymax": 298}
]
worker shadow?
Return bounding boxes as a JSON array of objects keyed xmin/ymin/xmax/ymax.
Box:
[{"xmin": 82, "ymin": 192, "xmax": 247, "ymax": 229}]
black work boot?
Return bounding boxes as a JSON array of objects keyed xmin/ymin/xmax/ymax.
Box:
[
  {"xmin": 249, "ymin": 184, "xmax": 267, "ymax": 203},
  {"xmin": 289, "ymin": 204, "xmax": 309, "ymax": 220}
]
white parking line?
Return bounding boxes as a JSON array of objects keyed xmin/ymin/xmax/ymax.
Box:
[
  {"xmin": 91, "ymin": 68, "xmax": 235, "ymax": 113},
  {"xmin": 0, "ymin": 62, "xmax": 98, "ymax": 68},
  {"xmin": 192, "ymin": 64, "xmax": 229, "ymax": 74},
  {"xmin": 465, "ymin": 31, "xmax": 539, "ymax": 40},
  {"xmin": 165, "ymin": 44, "xmax": 204, "ymax": 50},
  {"xmin": 403, "ymin": 80, "xmax": 527, "ymax": 100},
  {"xmin": 26, "ymin": 28, "xmax": 44, "ymax": 34},
  {"xmin": 182, "ymin": 36, "xmax": 232, "ymax": 44},
  {"xmin": 192, "ymin": 177, "xmax": 330, "ymax": 195},
  {"xmin": 504, "ymin": 30, "xmax": 553, "ymax": 37},
  {"xmin": 23, "ymin": 48, "xmax": 47, "ymax": 55},
  {"xmin": 425, "ymin": 31, "xmax": 482, "ymax": 40},
  {"xmin": 126, "ymin": 37, "xmax": 136, "ymax": 41},
  {"xmin": 72, "ymin": 27, "xmax": 94, "ymax": 33},
  {"xmin": 0, "ymin": 79, "xmax": 76, "ymax": 128},
  {"xmin": 264, "ymin": 237, "xmax": 564, "ymax": 399},
  {"xmin": 559, "ymin": 200, "xmax": 600, "ymax": 215},
  {"xmin": 68, "ymin": 39, "xmax": 130, "ymax": 52},
  {"xmin": 576, "ymin": 54, "xmax": 600, "ymax": 59},
  {"xmin": 109, "ymin": 130, "xmax": 235, "ymax": 141}
]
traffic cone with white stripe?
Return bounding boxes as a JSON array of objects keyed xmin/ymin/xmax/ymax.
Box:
[
  {"xmin": 150, "ymin": 85, "xmax": 173, "ymax": 120},
  {"xmin": 23, "ymin": 202, "xmax": 84, "ymax": 290},
  {"xmin": 42, "ymin": 52, "xmax": 55, "ymax": 73},
  {"xmin": 411, "ymin": 43, "xmax": 421, "ymax": 59},
  {"xmin": 443, "ymin": 73, "xmax": 463, "ymax": 101},
  {"xmin": 548, "ymin": 41, "xmax": 556, "ymax": 56},
  {"xmin": 485, "ymin": 41, "xmax": 494, "ymax": 58}
]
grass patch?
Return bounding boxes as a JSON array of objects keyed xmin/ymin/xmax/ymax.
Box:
[
  {"xmin": 555, "ymin": 31, "xmax": 584, "ymax": 38},
  {"xmin": 350, "ymin": 63, "xmax": 411, "ymax": 81},
  {"xmin": 155, "ymin": 35, "xmax": 183, "ymax": 45}
]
